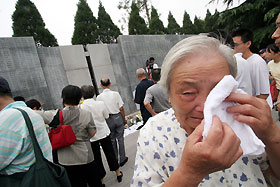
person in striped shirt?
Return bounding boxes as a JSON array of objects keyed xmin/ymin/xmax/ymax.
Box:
[{"xmin": 0, "ymin": 76, "xmax": 52, "ymax": 175}]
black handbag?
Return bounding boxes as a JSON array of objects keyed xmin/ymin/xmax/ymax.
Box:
[{"xmin": 0, "ymin": 108, "xmax": 71, "ymax": 187}]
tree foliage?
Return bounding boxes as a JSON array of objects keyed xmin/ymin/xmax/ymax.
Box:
[
  {"xmin": 72, "ymin": 0, "xmax": 98, "ymax": 45},
  {"xmin": 97, "ymin": 2, "xmax": 122, "ymax": 43},
  {"xmin": 149, "ymin": 6, "xmax": 166, "ymax": 34},
  {"xmin": 181, "ymin": 11, "xmax": 195, "ymax": 34},
  {"xmin": 193, "ymin": 16, "xmax": 205, "ymax": 34},
  {"xmin": 167, "ymin": 11, "xmax": 180, "ymax": 34},
  {"xmin": 213, "ymin": 0, "xmax": 280, "ymax": 49},
  {"xmin": 12, "ymin": 0, "xmax": 58, "ymax": 47},
  {"xmin": 128, "ymin": 2, "xmax": 149, "ymax": 35},
  {"xmin": 118, "ymin": 0, "xmax": 151, "ymax": 32}
]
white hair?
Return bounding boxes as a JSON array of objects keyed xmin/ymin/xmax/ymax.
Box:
[
  {"xmin": 136, "ymin": 68, "xmax": 146, "ymax": 77},
  {"xmin": 159, "ymin": 35, "xmax": 237, "ymax": 93}
]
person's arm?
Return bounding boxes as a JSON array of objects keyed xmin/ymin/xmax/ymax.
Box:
[
  {"xmin": 144, "ymin": 88, "xmax": 157, "ymax": 116},
  {"xmin": 226, "ymin": 93, "xmax": 280, "ymax": 179},
  {"xmin": 144, "ymin": 101, "xmax": 157, "ymax": 116},
  {"xmin": 88, "ymin": 129, "xmax": 96, "ymax": 139},
  {"xmin": 163, "ymin": 116, "xmax": 242, "ymax": 186},
  {"xmin": 119, "ymin": 106, "xmax": 127, "ymax": 124},
  {"xmin": 256, "ymin": 94, "xmax": 269, "ymax": 100}
]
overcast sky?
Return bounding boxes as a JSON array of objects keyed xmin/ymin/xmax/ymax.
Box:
[{"xmin": 0, "ymin": 0, "xmax": 244, "ymax": 46}]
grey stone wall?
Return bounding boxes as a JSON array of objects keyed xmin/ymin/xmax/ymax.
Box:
[
  {"xmin": 37, "ymin": 47, "xmax": 68, "ymax": 109},
  {"xmin": 0, "ymin": 35, "xmax": 189, "ymax": 114},
  {"xmin": 117, "ymin": 35, "xmax": 189, "ymax": 92},
  {"xmin": 59, "ymin": 45, "xmax": 92, "ymax": 87},
  {"xmin": 0, "ymin": 37, "xmax": 54, "ymax": 109}
]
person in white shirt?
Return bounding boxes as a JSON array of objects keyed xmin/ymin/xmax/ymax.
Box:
[
  {"xmin": 80, "ymin": 85, "xmax": 123, "ymax": 185},
  {"xmin": 96, "ymin": 78, "xmax": 128, "ymax": 167},
  {"xmin": 232, "ymin": 28, "xmax": 272, "ymax": 108}
]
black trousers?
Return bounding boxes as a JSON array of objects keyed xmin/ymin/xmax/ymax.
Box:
[
  {"xmin": 62, "ymin": 161, "xmax": 102, "ymax": 187},
  {"xmin": 91, "ymin": 135, "xmax": 119, "ymax": 179}
]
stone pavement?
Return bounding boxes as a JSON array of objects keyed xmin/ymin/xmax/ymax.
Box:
[
  {"xmin": 102, "ymin": 109, "xmax": 280, "ymax": 187},
  {"xmin": 102, "ymin": 130, "xmax": 139, "ymax": 187}
]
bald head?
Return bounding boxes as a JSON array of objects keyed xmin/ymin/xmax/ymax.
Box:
[{"xmin": 100, "ymin": 78, "xmax": 111, "ymax": 88}]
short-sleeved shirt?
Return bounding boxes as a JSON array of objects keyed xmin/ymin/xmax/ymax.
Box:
[
  {"xmin": 96, "ymin": 89, "xmax": 124, "ymax": 114},
  {"xmin": 247, "ymin": 54, "xmax": 272, "ymax": 107},
  {"xmin": 0, "ymin": 101, "xmax": 53, "ymax": 175},
  {"xmin": 80, "ymin": 98, "xmax": 110, "ymax": 141},
  {"xmin": 268, "ymin": 60, "xmax": 280, "ymax": 89},
  {"xmin": 132, "ymin": 108, "xmax": 268, "ymax": 186},
  {"xmin": 234, "ymin": 54, "xmax": 253, "ymax": 95},
  {"xmin": 57, "ymin": 106, "xmax": 96, "ymax": 165},
  {"xmin": 135, "ymin": 79, "xmax": 154, "ymax": 120},
  {"xmin": 144, "ymin": 84, "xmax": 171, "ymax": 113}
]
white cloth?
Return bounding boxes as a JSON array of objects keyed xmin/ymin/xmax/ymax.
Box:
[
  {"xmin": 247, "ymin": 54, "xmax": 272, "ymax": 108},
  {"xmin": 203, "ymin": 75, "xmax": 265, "ymax": 156},
  {"xmin": 234, "ymin": 53, "xmax": 253, "ymax": 95},
  {"xmin": 96, "ymin": 88, "xmax": 124, "ymax": 114},
  {"xmin": 80, "ymin": 99, "xmax": 110, "ymax": 141}
]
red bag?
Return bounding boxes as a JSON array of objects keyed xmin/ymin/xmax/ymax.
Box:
[
  {"xmin": 270, "ymin": 80, "xmax": 279, "ymax": 103},
  {"xmin": 48, "ymin": 110, "xmax": 76, "ymax": 150}
]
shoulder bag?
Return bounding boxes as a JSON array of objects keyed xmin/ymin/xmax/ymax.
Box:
[
  {"xmin": 0, "ymin": 108, "xmax": 71, "ymax": 187},
  {"xmin": 48, "ymin": 110, "xmax": 76, "ymax": 150}
]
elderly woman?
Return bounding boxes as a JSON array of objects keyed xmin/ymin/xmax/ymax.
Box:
[
  {"xmin": 56, "ymin": 85, "xmax": 102, "ymax": 187},
  {"xmin": 131, "ymin": 36, "xmax": 280, "ymax": 186}
]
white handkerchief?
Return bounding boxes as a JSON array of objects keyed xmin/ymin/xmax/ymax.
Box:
[{"xmin": 202, "ymin": 75, "xmax": 265, "ymax": 155}]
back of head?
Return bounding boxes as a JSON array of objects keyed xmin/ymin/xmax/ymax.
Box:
[
  {"xmin": 267, "ymin": 43, "xmax": 280, "ymax": 53},
  {"xmin": 0, "ymin": 76, "xmax": 12, "ymax": 97},
  {"xmin": 62, "ymin": 85, "xmax": 82, "ymax": 105},
  {"xmin": 100, "ymin": 78, "xmax": 110, "ymax": 87},
  {"xmin": 26, "ymin": 99, "xmax": 41, "ymax": 110},
  {"xmin": 149, "ymin": 57, "xmax": 155, "ymax": 62},
  {"xmin": 160, "ymin": 35, "xmax": 237, "ymax": 92},
  {"xmin": 151, "ymin": 68, "xmax": 161, "ymax": 82},
  {"xmin": 136, "ymin": 68, "xmax": 146, "ymax": 77},
  {"xmin": 14, "ymin": 96, "xmax": 25, "ymax": 102},
  {"xmin": 81, "ymin": 85, "xmax": 95, "ymax": 99},
  {"xmin": 231, "ymin": 28, "xmax": 253, "ymax": 43}
]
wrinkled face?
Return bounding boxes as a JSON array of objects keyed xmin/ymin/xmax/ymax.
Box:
[
  {"xmin": 272, "ymin": 15, "xmax": 280, "ymax": 47},
  {"xmin": 169, "ymin": 53, "xmax": 230, "ymax": 134},
  {"xmin": 233, "ymin": 36, "xmax": 248, "ymax": 54}
]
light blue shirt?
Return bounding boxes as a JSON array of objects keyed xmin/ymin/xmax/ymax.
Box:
[{"xmin": 0, "ymin": 101, "xmax": 52, "ymax": 175}]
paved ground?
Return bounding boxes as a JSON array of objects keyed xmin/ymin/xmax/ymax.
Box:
[{"xmin": 102, "ymin": 109, "xmax": 280, "ymax": 187}]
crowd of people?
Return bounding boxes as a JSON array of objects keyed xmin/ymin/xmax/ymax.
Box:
[{"xmin": 0, "ymin": 13, "xmax": 279, "ymax": 187}]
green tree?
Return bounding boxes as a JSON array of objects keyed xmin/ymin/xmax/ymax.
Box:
[
  {"xmin": 118, "ymin": 0, "xmax": 151, "ymax": 32},
  {"xmin": 149, "ymin": 6, "xmax": 166, "ymax": 34},
  {"xmin": 12, "ymin": 0, "xmax": 58, "ymax": 47},
  {"xmin": 72, "ymin": 0, "xmax": 98, "ymax": 45},
  {"xmin": 167, "ymin": 11, "xmax": 180, "ymax": 34},
  {"xmin": 128, "ymin": 2, "xmax": 149, "ymax": 35},
  {"xmin": 193, "ymin": 16, "xmax": 205, "ymax": 34},
  {"xmin": 214, "ymin": 0, "xmax": 280, "ymax": 49},
  {"xmin": 97, "ymin": 2, "xmax": 122, "ymax": 43},
  {"xmin": 181, "ymin": 11, "xmax": 195, "ymax": 34}
]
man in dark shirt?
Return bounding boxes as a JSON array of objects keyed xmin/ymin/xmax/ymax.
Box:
[{"xmin": 134, "ymin": 68, "xmax": 154, "ymax": 129}]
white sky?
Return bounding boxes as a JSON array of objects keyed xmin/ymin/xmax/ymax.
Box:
[{"xmin": 0, "ymin": 0, "xmax": 245, "ymax": 46}]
